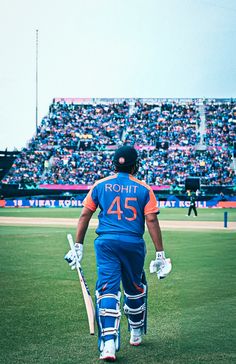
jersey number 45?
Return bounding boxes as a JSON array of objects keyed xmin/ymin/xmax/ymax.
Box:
[{"xmin": 107, "ymin": 196, "xmax": 137, "ymax": 221}]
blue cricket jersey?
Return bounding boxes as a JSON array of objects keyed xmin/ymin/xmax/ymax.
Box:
[{"xmin": 83, "ymin": 172, "xmax": 159, "ymax": 238}]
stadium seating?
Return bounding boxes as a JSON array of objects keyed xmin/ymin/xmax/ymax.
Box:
[
  {"xmin": 0, "ymin": 150, "xmax": 20, "ymax": 180},
  {"xmin": 1, "ymin": 98, "xmax": 235, "ymax": 188}
]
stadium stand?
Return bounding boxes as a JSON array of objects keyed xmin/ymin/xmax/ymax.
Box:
[
  {"xmin": 0, "ymin": 150, "xmax": 20, "ymax": 180},
  {"xmin": 1, "ymin": 98, "xmax": 235, "ymax": 200}
]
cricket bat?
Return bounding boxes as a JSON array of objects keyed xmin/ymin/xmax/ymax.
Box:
[{"xmin": 67, "ymin": 234, "xmax": 95, "ymax": 335}]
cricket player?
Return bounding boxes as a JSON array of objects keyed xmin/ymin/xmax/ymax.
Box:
[
  {"xmin": 187, "ymin": 193, "xmax": 198, "ymax": 217},
  {"xmin": 65, "ymin": 145, "xmax": 171, "ymax": 362}
]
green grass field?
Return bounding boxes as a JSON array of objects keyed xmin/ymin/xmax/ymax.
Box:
[
  {"xmin": 0, "ymin": 208, "xmax": 236, "ymax": 363},
  {"xmin": 1, "ymin": 207, "xmax": 236, "ymax": 222}
]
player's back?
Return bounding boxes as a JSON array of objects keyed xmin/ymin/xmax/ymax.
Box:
[{"xmin": 84, "ymin": 172, "xmax": 158, "ymax": 238}]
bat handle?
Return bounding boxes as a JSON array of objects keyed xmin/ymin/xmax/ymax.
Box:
[{"xmin": 67, "ymin": 233, "xmax": 81, "ymax": 268}]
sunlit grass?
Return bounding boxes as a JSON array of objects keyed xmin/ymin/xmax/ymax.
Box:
[{"xmin": 0, "ymin": 223, "xmax": 235, "ymax": 363}]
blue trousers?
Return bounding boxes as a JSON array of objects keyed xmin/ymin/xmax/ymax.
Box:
[{"xmin": 95, "ymin": 235, "xmax": 146, "ymax": 344}]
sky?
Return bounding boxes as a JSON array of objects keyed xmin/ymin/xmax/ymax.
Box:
[{"xmin": 0, "ymin": 0, "xmax": 236, "ymax": 150}]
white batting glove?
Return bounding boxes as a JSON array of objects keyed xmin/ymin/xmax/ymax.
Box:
[
  {"xmin": 149, "ymin": 251, "xmax": 172, "ymax": 279},
  {"xmin": 149, "ymin": 251, "xmax": 166, "ymax": 273},
  {"xmin": 64, "ymin": 243, "xmax": 83, "ymax": 270}
]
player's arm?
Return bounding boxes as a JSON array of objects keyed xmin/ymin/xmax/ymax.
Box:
[
  {"xmin": 144, "ymin": 188, "xmax": 172, "ymax": 279},
  {"xmin": 75, "ymin": 183, "xmax": 97, "ymax": 244},
  {"xmin": 146, "ymin": 212, "xmax": 172, "ymax": 279},
  {"xmin": 145, "ymin": 213, "xmax": 164, "ymax": 252},
  {"xmin": 75, "ymin": 206, "xmax": 94, "ymax": 244},
  {"xmin": 64, "ymin": 206, "xmax": 94, "ymax": 269}
]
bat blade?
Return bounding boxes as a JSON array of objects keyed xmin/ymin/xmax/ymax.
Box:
[{"xmin": 67, "ymin": 234, "xmax": 95, "ymax": 335}]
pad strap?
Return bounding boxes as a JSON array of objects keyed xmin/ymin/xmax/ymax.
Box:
[
  {"xmin": 123, "ymin": 284, "xmax": 147, "ymax": 331},
  {"xmin": 123, "ymin": 303, "xmax": 146, "ymax": 315},
  {"xmin": 124, "ymin": 285, "xmax": 146, "ymax": 300},
  {"xmin": 101, "ymin": 327, "xmax": 119, "ymax": 336},
  {"xmin": 128, "ymin": 318, "xmax": 145, "ymax": 328},
  {"xmin": 99, "ymin": 308, "xmax": 121, "ymax": 318},
  {"xmin": 97, "ymin": 293, "xmax": 120, "ymax": 303},
  {"xmin": 96, "ymin": 290, "xmax": 121, "ymax": 351}
]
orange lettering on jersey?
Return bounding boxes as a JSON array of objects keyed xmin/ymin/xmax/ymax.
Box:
[
  {"xmin": 125, "ymin": 197, "xmax": 137, "ymax": 221},
  {"xmin": 107, "ymin": 196, "xmax": 137, "ymax": 221},
  {"xmin": 107, "ymin": 196, "xmax": 123, "ymax": 220}
]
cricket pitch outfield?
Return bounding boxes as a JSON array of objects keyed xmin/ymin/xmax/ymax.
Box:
[
  {"xmin": 0, "ymin": 216, "xmax": 235, "ymax": 230},
  {"xmin": 0, "ymin": 209, "xmax": 235, "ymax": 364}
]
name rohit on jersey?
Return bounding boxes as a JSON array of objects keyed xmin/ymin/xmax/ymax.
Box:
[{"xmin": 105, "ymin": 183, "xmax": 138, "ymax": 193}]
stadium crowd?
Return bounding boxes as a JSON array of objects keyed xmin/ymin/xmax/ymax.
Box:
[
  {"xmin": 2, "ymin": 99, "xmax": 236, "ymax": 188},
  {"xmin": 204, "ymin": 100, "xmax": 236, "ymax": 147}
]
